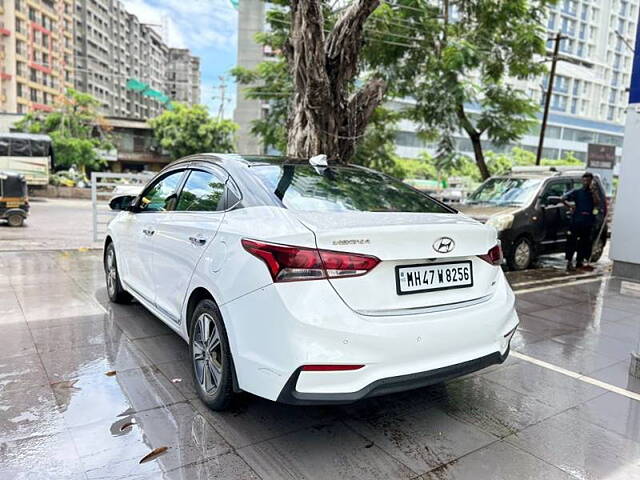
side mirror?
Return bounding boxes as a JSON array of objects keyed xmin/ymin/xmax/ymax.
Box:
[{"xmin": 109, "ymin": 194, "xmax": 136, "ymax": 211}]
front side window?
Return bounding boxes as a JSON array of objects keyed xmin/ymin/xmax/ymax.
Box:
[
  {"xmin": 176, "ymin": 170, "xmax": 227, "ymax": 212},
  {"xmin": 252, "ymin": 165, "xmax": 451, "ymax": 213},
  {"xmin": 140, "ymin": 170, "xmax": 184, "ymax": 212},
  {"xmin": 541, "ymin": 182, "xmax": 569, "ymax": 204}
]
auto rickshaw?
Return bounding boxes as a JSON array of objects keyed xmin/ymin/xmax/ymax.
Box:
[{"xmin": 0, "ymin": 171, "xmax": 29, "ymax": 227}]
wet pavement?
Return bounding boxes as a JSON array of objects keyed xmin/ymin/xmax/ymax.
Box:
[{"xmin": 1, "ymin": 250, "xmax": 640, "ymax": 479}]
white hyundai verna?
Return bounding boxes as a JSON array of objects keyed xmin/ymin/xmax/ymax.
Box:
[{"xmin": 105, "ymin": 154, "xmax": 518, "ymax": 410}]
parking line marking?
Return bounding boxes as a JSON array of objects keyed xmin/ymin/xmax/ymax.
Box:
[
  {"xmin": 513, "ymin": 277, "xmax": 603, "ymax": 295},
  {"xmin": 510, "ymin": 273, "xmax": 600, "ymax": 288},
  {"xmin": 511, "ymin": 351, "xmax": 640, "ymax": 402}
]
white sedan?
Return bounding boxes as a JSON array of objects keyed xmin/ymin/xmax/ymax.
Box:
[{"xmin": 105, "ymin": 154, "xmax": 518, "ymax": 410}]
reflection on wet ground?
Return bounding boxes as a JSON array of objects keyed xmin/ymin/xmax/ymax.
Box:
[{"xmin": 1, "ymin": 250, "xmax": 639, "ymax": 479}]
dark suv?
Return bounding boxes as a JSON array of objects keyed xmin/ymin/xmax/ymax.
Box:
[{"xmin": 458, "ymin": 168, "xmax": 608, "ymax": 270}]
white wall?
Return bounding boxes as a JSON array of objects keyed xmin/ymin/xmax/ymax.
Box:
[{"xmin": 610, "ymin": 105, "xmax": 640, "ymax": 269}]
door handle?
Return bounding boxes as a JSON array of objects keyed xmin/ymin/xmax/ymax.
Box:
[
  {"xmin": 142, "ymin": 228, "xmax": 155, "ymax": 237},
  {"xmin": 189, "ymin": 236, "xmax": 206, "ymax": 246}
]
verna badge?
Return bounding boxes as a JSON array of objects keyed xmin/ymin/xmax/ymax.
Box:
[{"xmin": 433, "ymin": 237, "xmax": 455, "ymax": 254}]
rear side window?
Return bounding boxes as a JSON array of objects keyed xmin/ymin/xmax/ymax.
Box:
[
  {"xmin": 176, "ymin": 170, "xmax": 227, "ymax": 212},
  {"xmin": 251, "ymin": 165, "xmax": 451, "ymax": 213}
]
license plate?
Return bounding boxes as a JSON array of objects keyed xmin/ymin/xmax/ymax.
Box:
[{"xmin": 395, "ymin": 261, "xmax": 473, "ymax": 295}]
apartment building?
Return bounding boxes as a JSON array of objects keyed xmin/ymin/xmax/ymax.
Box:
[
  {"xmin": 167, "ymin": 48, "xmax": 201, "ymax": 106},
  {"xmin": 74, "ymin": 0, "xmax": 171, "ymax": 120},
  {"xmin": 235, "ymin": 0, "xmax": 637, "ymax": 163},
  {"xmin": 0, "ymin": 0, "xmax": 75, "ymax": 114}
]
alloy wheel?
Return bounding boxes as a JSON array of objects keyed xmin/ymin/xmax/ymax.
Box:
[
  {"xmin": 106, "ymin": 249, "xmax": 117, "ymax": 297},
  {"xmin": 192, "ymin": 313, "xmax": 223, "ymax": 395},
  {"xmin": 514, "ymin": 240, "xmax": 531, "ymax": 269}
]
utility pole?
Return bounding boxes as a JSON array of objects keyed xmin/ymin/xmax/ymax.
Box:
[
  {"xmin": 536, "ymin": 31, "xmax": 566, "ymax": 165},
  {"xmin": 215, "ymin": 76, "xmax": 227, "ymax": 120}
]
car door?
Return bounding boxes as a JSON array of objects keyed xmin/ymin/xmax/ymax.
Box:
[
  {"xmin": 153, "ymin": 166, "xmax": 230, "ymax": 324},
  {"xmin": 118, "ymin": 168, "xmax": 187, "ymax": 306},
  {"xmin": 539, "ymin": 180, "xmax": 571, "ymax": 250}
]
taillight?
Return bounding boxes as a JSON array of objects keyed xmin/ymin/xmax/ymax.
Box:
[
  {"xmin": 478, "ymin": 244, "xmax": 503, "ymax": 266},
  {"xmin": 241, "ymin": 239, "xmax": 380, "ymax": 282}
]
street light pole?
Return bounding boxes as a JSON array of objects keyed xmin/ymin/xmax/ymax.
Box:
[{"xmin": 536, "ymin": 31, "xmax": 565, "ymax": 166}]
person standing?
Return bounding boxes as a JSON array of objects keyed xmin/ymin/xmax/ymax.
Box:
[{"xmin": 563, "ymin": 172, "xmax": 601, "ymax": 271}]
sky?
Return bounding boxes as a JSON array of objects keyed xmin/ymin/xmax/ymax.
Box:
[{"xmin": 122, "ymin": 0, "xmax": 239, "ymax": 118}]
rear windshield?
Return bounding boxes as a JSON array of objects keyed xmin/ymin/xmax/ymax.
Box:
[{"xmin": 251, "ymin": 165, "xmax": 452, "ymax": 213}]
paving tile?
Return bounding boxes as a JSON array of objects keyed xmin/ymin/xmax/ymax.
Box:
[
  {"xmin": 509, "ymin": 330, "xmax": 546, "ymax": 350},
  {"xmin": 573, "ymin": 392, "xmax": 640, "ymax": 443},
  {"xmin": 30, "ymin": 315, "xmax": 125, "ymax": 353},
  {"xmin": 515, "ymin": 298, "xmax": 550, "ymax": 314},
  {"xmin": 420, "ymin": 441, "xmax": 576, "ymax": 480},
  {"xmin": 110, "ymin": 308, "xmax": 174, "ymax": 341},
  {"xmin": 51, "ymin": 365, "xmax": 185, "ymax": 429},
  {"xmin": 191, "ymin": 394, "xmax": 338, "ymax": 449},
  {"xmin": 0, "ymin": 323, "xmax": 37, "ymax": 359},
  {"xmin": 0, "ymin": 431, "xmax": 87, "ymax": 480},
  {"xmin": 517, "ymin": 314, "xmax": 579, "ymax": 338},
  {"xmin": 156, "ymin": 359, "xmax": 199, "ymax": 400},
  {"xmin": 517, "ymin": 338, "xmax": 622, "ymax": 375},
  {"xmin": 482, "ymin": 361, "xmax": 607, "ymax": 410},
  {"xmin": 0, "ymin": 352, "xmax": 49, "ymax": 393},
  {"xmin": 344, "ymin": 406, "xmax": 496, "ymax": 473},
  {"xmin": 139, "ymin": 452, "xmax": 260, "ymax": 480},
  {"xmin": 73, "ymin": 402, "xmax": 231, "ymax": 479},
  {"xmin": 39, "ymin": 337, "xmax": 153, "ymax": 382},
  {"xmin": 133, "ymin": 334, "xmax": 191, "ymax": 365},
  {"xmin": 0, "ymin": 383, "xmax": 66, "ymax": 442},
  {"xmin": 22, "ymin": 299, "xmax": 107, "ymax": 323},
  {"xmin": 506, "ymin": 409, "xmax": 640, "ymax": 480},
  {"xmin": 550, "ymin": 331, "xmax": 637, "ymax": 359},
  {"xmin": 428, "ymin": 375, "xmax": 559, "ymax": 438},
  {"xmin": 516, "ymin": 292, "xmax": 576, "ymax": 308},
  {"xmin": 237, "ymin": 422, "xmax": 416, "ymax": 479},
  {"xmin": 589, "ymin": 360, "xmax": 640, "ymax": 394},
  {"xmin": 527, "ymin": 307, "xmax": 595, "ymax": 328}
]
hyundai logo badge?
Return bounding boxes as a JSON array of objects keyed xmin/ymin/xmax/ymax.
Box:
[{"xmin": 433, "ymin": 237, "xmax": 455, "ymax": 254}]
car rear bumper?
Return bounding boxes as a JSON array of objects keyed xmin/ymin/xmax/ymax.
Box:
[
  {"xmin": 221, "ymin": 270, "xmax": 518, "ymax": 403},
  {"xmin": 276, "ymin": 346, "xmax": 511, "ymax": 405}
]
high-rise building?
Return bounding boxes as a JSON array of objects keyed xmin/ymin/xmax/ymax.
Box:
[
  {"xmin": 235, "ymin": 1, "xmax": 637, "ymax": 162},
  {"xmin": 74, "ymin": 0, "xmax": 175, "ymax": 120},
  {"xmin": 167, "ymin": 48, "xmax": 201, "ymax": 106},
  {"xmin": 0, "ymin": 0, "xmax": 75, "ymax": 114}
]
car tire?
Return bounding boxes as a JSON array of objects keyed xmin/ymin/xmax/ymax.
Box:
[
  {"xmin": 104, "ymin": 243, "xmax": 132, "ymax": 304},
  {"xmin": 507, "ymin": 236, "xmax": 533, "ymax": 271},
  {"xmin": 590, "ymin": 235, "xmax": 606, "ymax": 263},
  {"xmin": 189, "ymin": 299, "xmax": 234, "ymax": 411},
  {"xmin": 7, "ymin": 213, "xmax": 24, "ymax": 227}
]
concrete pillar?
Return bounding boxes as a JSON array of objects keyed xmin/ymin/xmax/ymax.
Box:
[
  {"xmin": 611, "ymin": 10, "xmax": 640, "ymax": 282},
  {"xmin": 233, "ymin": 0, "xmax": 266, "ymax": 155}
]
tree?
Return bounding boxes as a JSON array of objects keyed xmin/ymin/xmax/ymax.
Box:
[
  {"xmin": 232, "ymin": 1, "xmax": 398, "ymax": 172},
  {"xmin": 367, "ymin": 0, "xmax": 552, "ymax": 180},
  {"xmin": 149, "ymin": 103, "xmax": 238, "ymax": 159},
  {"xmin": 15, "ymin": 89, "xmax": 112, "ymax": 176},
  {"xmin": 285, "ymin": 0, "xmax": 386, "ymax": 161}
]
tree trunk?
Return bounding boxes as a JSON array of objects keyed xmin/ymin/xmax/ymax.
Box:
[
  {"xmin": 456, "ymin": 104, "xmax": 490, "ymax": 180},
  {"xmin": 285, "ymin": 0, "xmax": 385, "ymax": 163},
  {"xmin": 469, "ymin": 134, "xmax": 490, "ymax": 181}
]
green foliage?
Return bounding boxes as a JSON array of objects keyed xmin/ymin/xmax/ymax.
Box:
[
  {"xmin": 14, "ymin": 89, "xmax": 112, "ymax": 175},
  {"xmin": 365, "ymin": 0, "xmax": 554, "ymax": 179},
  {"xmin": 149, "ymin": 103, "xmax": 238, "ymax": 159}
]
